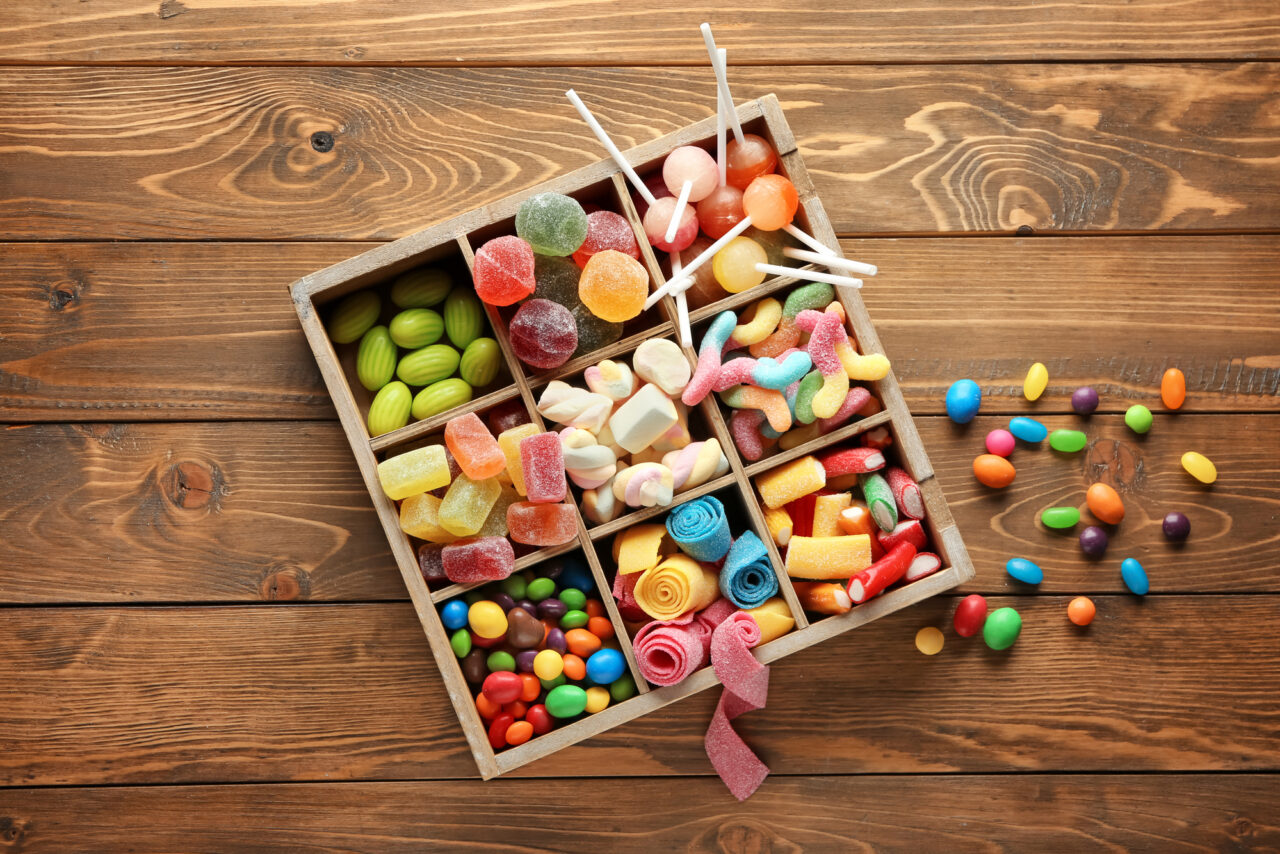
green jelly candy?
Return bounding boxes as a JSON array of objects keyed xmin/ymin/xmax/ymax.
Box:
[
  {"xmin": 526, "ymin": 577, "xmax": 556, "ymax": 602},
  {"xmin": 1040, "ymin": 506, "xmax": 1081, "ymax": 529},
  {"xmin": 397, "ymin": 344, "xmax": 460, "ymax": 387},
  {"xmin": 782, "ymin": 282, "xmax": 835, "ymax": 318},
  {"xmin": 443, "ymin": 290, "xmax": 485, "ymax": 349},
  {"xmin": 389, "ymin": 308, "xmax": 444, "ymax": 349},
  {"xmin": 534, "ymin": 256, "xmax": 582, "ymax": 307},
  {"xmin": 983, "ymin": 607, "xmax": 1022, "ymax": 650},
  {"xmin": 609, "ymin": 675, "xmax": 638, "ymax": 703},
  {"xmin": 793, "ymin": 369, "xmax": 823, "ymax": 425},
  {"xmin": 545, "ymin": 684, "xmax": 589, "ymax": 718},
  {"xmin": 356, "ymin": 325, "xmax": 397, "ymax": 391},
  {"xmin": 327, "ymin": 290, "xmax": 381, "ymax": 344},
  {"xmin": 570, "ymin": 304, "xmax": 624, "ymax": 358},
  {"xmin": 486, "ymin": 650, "xmax": 516, "ymax": 672},
  {"xmin": 1049, "ymin": 429, "xmax": 1088, "ymax": 453},
  {"xmin": 366, "ymin": 380, "xmax": 412, "ymax": 437},
  {"xmin": 501, "ymin": 575, "xmax": 528, "ymax": 600},
  {"xmin": 450, "ymin": 629, "xmax": 471, "ymax": 659},
  {"xmin": 516, "ymin": 193, "xmax": 588, "ymax": 257},
  {"xmin": 540, "ymin": 673, "xmax": 567, "ymax": 691},
  {"xmin": 560, "ymin": 610, "xmax": 589, "ymax": 630},
  {"xmin": 459, "ymin": 337, "xmax": 501, "ymax": 388},
  {"xmin": 558, "ymin": 588, "xmax": 586, "ymax": 611},
  {"xmin": 1125, "ymin": 404, "xmax": 1153, "ymax": 434},
  {"xmin": 390, "ymin": 267, "xmax": 452, "ymax": 308}
]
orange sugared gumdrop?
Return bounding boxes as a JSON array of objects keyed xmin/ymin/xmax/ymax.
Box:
[{"xmin": 578, "ymin": 249, "xmax": 648, "ymax": 323}]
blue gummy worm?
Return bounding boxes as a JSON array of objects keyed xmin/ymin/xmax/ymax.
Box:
[{"xmin": 753, "ymin": 350, "xmax": 813, "ymax": 390}]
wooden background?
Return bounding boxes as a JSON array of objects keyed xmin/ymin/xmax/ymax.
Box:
[{"xmin": 2, "ymin": 2, "xmax": 1279, "ymax": 850}]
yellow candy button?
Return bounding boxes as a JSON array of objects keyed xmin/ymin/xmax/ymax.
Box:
[
  {"xmin": 915, "ymin": 626, "xmax": 945, "ymax": 656},
  {"xmin": 1181, "ymin": 451, "xmax": 1217, "ymax": 484}
]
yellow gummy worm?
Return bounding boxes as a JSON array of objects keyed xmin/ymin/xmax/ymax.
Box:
[{"xmin": 730, "ymin": 298, "xmax": 783, "ymax": 346}]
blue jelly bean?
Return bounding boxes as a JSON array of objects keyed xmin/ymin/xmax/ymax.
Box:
[
  {"xmin": 441, "ymin": 600, "xmax": 468, "ymax": 630},
  {"xmin": 1120, "ymin": 557, "xmax": 1149, "ymax": 595},
  {"xmin": 556, "ymin": 558, "xmax": 595, "ymax": 594},
  {"xmin": 1008, "ymin": 416, "xmax": 1048, "ymax": 443},
  {"xmin": 584, "ymin": 648, "xmax": 625, "ymax": 685},
  {"xmin": 1005, "ymin": 557, "xmax": 1044, "ymax": 585},
  {"xmin": 945, "ymin": 379, "xmax": 982, "ymax": 424}
]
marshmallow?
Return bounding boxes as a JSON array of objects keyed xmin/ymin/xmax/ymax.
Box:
[
  {"xmin": 537, "ymin": 380, "xmax": 612, "ymax": 433},
  {"xmin": 581, "ymin": 463, "xmax": 624, "ymax": 524},
  {"xmin": 607, "ymin": 383, "xmax": 679, "ymax": 454},
  {"xmin": 584, "ymin": 359, "xmax": 635, "ymax": 401},
  {"xmin": 560, "ymin": 427, "xmax": 618, "ymax": 489},
  {"xmin": 632, "ymin": 338, "xmax": 692, "ymax": 396},
  {"xmin": 663, "ymin": 438, "xmax": 729, "ymax": 491},
  {"xmin": 612, "ymin": 462, "xmax": 675, "ymax": 508},
  {"xmin": 649, "ymin": 401, "xmax": 692, "ymax": 454}
]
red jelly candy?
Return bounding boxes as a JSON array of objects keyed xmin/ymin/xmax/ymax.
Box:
[
  {"xmin": 572, "ymin": 210, "xmax": 640, "ymax": 268},
  {"xmin": 509, "ymin": 298, "xmax": 578, "ymax": 371},
  {"xmin": 416, "ymin": 543, "xmax": 446, "ymax": 585},
  {"xmin": 525, "ymin": 703, "xmax": 554, "ymax": 735},
  {"xmin": 487, "ymin": 398, "xmax": 531, "ymax": 435},
  {"xmin": 474, "ymin": 236, "xmax": 536, "ymax": 306},
  {"xmin": 507, "ymin": 502, "xmax": 578, "ymax": 546},
  {"xmin": 953, "ymin": 594, "xmax": 988, "ymax": 638},
  {"xmin": 442, "ymin": 536, "xmax": 515, "ymax": 583},
  {"xmin": 520, "ymin": 432, "xmax": 567, "ymax": 504},
  {"xmin": 482, "ymin": 671, "xmax": 523, "ymax": 704}
]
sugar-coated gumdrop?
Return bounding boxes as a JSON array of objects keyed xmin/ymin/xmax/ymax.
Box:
[
  {"xmin": 579, "ymin": 250, "xmax": 649, "ymax": 323},
  {"xmin": 515, "ymin": 193, "xmax": 589, "ymax": 257},
  {"xmin": 712, "ymin": 236, "xmax": 768, "ymax": 293},
  {"xmin": 444, "ymin": 411, "xmax": 506, "ymax": 480},
  {"xmin": 440, "ymin": 474, "xmax": 502, "ymax": 536},
  {"xmin": 533, "ymin": 256, "xmax": 582, "ymax": 307},
  {"xmin": 742, "ymin": 175, "xmax": 798, "ymax": 232},
  {"xmin": 663, "ymin": 146, "xmax": 720, "ymax": 202},
  {"xmin": 508, "ymin": 298, "xmax": 577, "ymax": 371},
  {"xmin": 473, "ymin": 236, "xmax": 536, "ymax": 306},
  {"xmin": 443, "ymin": 536, "xmax": 515, "ymax": 583},
  {"xmin": 696, "ymin": 185, "xmax": 746, "ymax": 240},
  {"xmin": 572, "ymin": 210, "xmax": 640, "ymax": 268},
  {"xmin": 507, "ymin": 501, "xmax": 578, "ymax": 546},
  {"xmin": 725, "ymin": 133, "xmax": 778, "ymax": 190},
  {"xmin": 642, "ymin": 197, "xmax": 699, "ymax": 253},
  {"xmin": 571, "ymin": 305, "xmax": 623, "ymax": 357},
  {"xmin": 520, "ymin": 432, "xmax": 567, "ymax": 504}
]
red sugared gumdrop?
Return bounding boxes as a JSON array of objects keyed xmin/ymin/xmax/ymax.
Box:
[
  {"xmin": 474, "ymin": 235, "xmax": 536, "ymax": 306},
  {"xmin": 572, "ymin": 210, "xmax": 640, "ymax": 268},
  {"xmin": 508, "ymin": 298, "xmax": 577, "ymax": 371}
]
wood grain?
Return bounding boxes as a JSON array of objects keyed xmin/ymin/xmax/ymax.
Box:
[
  {"xmin": 2, "ymin": 414, "xmax": 1273, "ymax": 603},
  {"xmin": 2, "ymin": 776, "xmax": 1277, "ymax": 853},
  {"xmin": 1, "ymin": 595, "xmax": 1277, "ymax": 785},
  {"xmin": 3, "ymin": 236, "xmax": 1276, "ymax": 420},
  {"xmin": 3, "ymin": 0, "xmax": 1279, "ymax": 64},
  {"xmin": 2, "ymin": 64, "xmax": 1276, "ymax": 240}
]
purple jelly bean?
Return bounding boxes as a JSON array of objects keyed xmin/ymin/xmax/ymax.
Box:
[
  {"xmin": 518, "ymin": 600, "xmax": 538, "ymax": 617},
  {"xmin": 1162, "ymin": 511, "xmax": 1191, "ymax": 541},
  {"xmin": 1071, "ymin": 386, "xmax": 1099, "ymax": 416},
  {"xmin": 1079, "ymin": 525, "xmax": 1109, "ymax": 558},
  {"xmin": 538, "ymin": 597, "xmax": 568, "ymax": 620},
  {"xmin": 491, "ymin": 592, "xmax": 516, "ymax": 614},
  {"xmin": 515, "ymin": 650, "xmax": 539, "ymax": 673},
  {"xmin": 545, "ymin": 628, "xmax": 567, "ymax": 654}
]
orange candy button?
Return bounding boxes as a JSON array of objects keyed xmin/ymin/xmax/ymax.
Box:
[
  {"xmin": 564, "ymin": 628, "xmax": 602, "ymax": 658},
  {"xmin": 973, "ymin": 454, "xmax": 1016, "ymax": 488},
  {"xmin": 1086, "ymin": 482, "xmax": 1125, "ymax": 525}
]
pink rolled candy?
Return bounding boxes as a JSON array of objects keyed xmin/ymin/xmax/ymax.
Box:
[{"xmin": 631, "ymin": 598, "xmax": 736, "ymax": 686}]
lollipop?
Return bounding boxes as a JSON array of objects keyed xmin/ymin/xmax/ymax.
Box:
[{"xmin": 725, "ymin": 134, "xmax": 779, "ymax": 190}]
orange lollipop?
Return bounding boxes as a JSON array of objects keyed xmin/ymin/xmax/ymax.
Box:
[{"xmin": 742, "ymin": 174, "xmax": 799, "ymax": 231}]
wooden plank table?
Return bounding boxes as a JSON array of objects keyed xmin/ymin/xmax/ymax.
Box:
[{"xmin": 2, "ymin": 4, "xmax": 1279, "ymax": 850}]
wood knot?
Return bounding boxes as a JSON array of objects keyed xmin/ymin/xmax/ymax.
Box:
[
  {"xmin": 43, "ymin": 278, "xmax": 84, "ymax": 311},
  {"xmin": 163, "ymin": 460, "xmax": 225, "ymax": 511},
  {"xmin": 158, "ymin": 0, "xmax": 187, "ymax": 18},
  {"xmin": 310, "ymin": 131, "xmax": 335, "ymax": 153},
  {"xmin": 1016, "ymin": 225, "xmax": 1035, "ymax": 236},
  {"xmin": 0, "ymin": 816, "xmax": 28, "ymax": 846},
  {"xmin": 259, "ymin": 564, "xmax": 311, "ymax": 601},
  {"xmin": 1084, "ymin": 439, "xmax": 1145, "ymax": 492},
  {"xmin": 693, "ymin": 819, "xmax": 799, "ymax": 854},
  {"xmin": 1229, "ymin": 815, "xmax": 1256, "ymax": 839}
]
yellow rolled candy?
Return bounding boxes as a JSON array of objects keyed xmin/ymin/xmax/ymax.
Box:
[
  {"xmin": 835, "ymin": 339, "xmax": 891, "ymax": 381},
  {"xmin": 634, "ymin": 553, "xmax": 720, "ymax": 621},
  {"xmin": 744, "ymin": 598, "xmax": 796, "ymax": 644},
  {"xmin": 756, "ymin": 455, "xmax": 826, "ymax": 509},
  {"xmin": 763, "ymin": 506, "xmax": 793, "ymax": 547},
  {"xmin": 731, "ymin": 298, "xmax": 783, "ymax": 346},
  {"xmin": 613, "ymin": 523, "xmax": 671, "ymax": 575},
  {"xmin": 812, "ymin": 493, "xmax": 852, "ymax": 538},
  {"xmin": 785, "ymin": 534, "xmax": 872, "ymax": 579}
]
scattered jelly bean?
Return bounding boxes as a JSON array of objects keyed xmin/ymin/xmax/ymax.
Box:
[
  {"xmin": 532, "ymin": 649, "xmax": 564, "ymax": 681},
  {"xmin": 468, "ymin": 600, "xmax": 508, "ymax": 639},
  {"xmin": 1040, "ymin": 506, "xmax": 1080, "ymax": 530},
  {"xmin": 1008, "ymin": 416, "xmax": 1047, "ymax": 443},
  {"xmin": 1049, "ymin": 429, "xmax": 1088, "ymax": 453},
  {"xmin": 945, "ymin": 379, "xmax": 982, "ymax": 424},
  {"xmin": 559, "ymin": 588, "xmax": 587, "ymax": 611},
  {"xmin": 544, "ymin": 628, "xmax": 567, "ymax": 654},
  {"xmin": 1181, "ymin": 451, "xmax": 1217, "ymax": 484},
  {"xmin": 565, "ymin": 629, "xmax": 601, "ymax": 659},
  {"xmin": 486, "ymin": 651, "xmax": 516, "ymax": 673},
  {"xmin": 915, "ymin": 626, "xmax": 945, "ymax": 655},
  {"xmin": 538, "ymin": 598, "xmax": 567, "ymax": 621},
  {"xmin": 953, "ymin": 594, "xmax": 988, "ymax": 638},
  {"xmin": 560, "ymin": 609, "xmax": 590, "ymax": 630},
  {"xmin": 1071, "ymin": 386, "xmax": 1099, "ymax": 415},
  {"xmin": 450, "ymin": 628, "xmax": 471, "ymax": 658},
  {"xmin": 1023, "ymin": 362, "xmax": 1049, "ymax": 401},
  {"xmin": 973, "ymin": 454, "xmax": 1016, "ymax": 488},
  {"xmin": 1068, "ymin": 597, "xmax": 1096, "ymax": 626},
  {"xmin": 610, "ymin": 675, "xmax": 638, "ymax": 703},
  {"xmin": 526, "ymin": 577, "xmax": 557, "ymax": 602},
  {"xmin": 1006, "ymin": 557, "xmax": 1044, "ymax": 585},
  {"xmin": 983, "ymin": 607, "xmax": 1022, "ymax": 650},
  {"xmin": 545, "ymin": 684, "xmax": 589, "ymax": 718},
  {"xmin": 1124, "ymin": 404, "xmax": 1153, "ymax": 434},
  {"xmin": 1162, "ymin": 511, "xmax": 1191, "ymax": 541},
  {"xmin": 1086, "ymin": 482, "xmax": 1125, "ymax": 525},
  {"xmin": 1079, "ymin": 525, "xmax": 1109, "ymax": 558},
  {"xmin": 562, "ymin": 652, "xmax": 587, "ymax": 682},
  {"xmin": 1161, "ymin": 368, "xmax": 1186, "ymax": 410},
  {"xmin": 585, "ymin": 648, "xmax": 626, "ymax": 685},
  {"xmin": 481, "ymin": 671, "xmax": 523, "ymax": 705},
  {"xmin": 441, "ymin": 600, "xmax": 469, "ymax": 631},
  {"xmin": 587, "ymin": 616, "xmax": 616, "ymax": 640},
  {"xmin": 986, "ymin": 429, "xmax": 1016, "ymax": 457},
  {"xmin": 1120, "ymin": 557, "xmax": 1149, "ymax": 595}
]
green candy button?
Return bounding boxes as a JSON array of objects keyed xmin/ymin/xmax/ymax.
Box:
[
  {"xmin": 1049, "ymin": 429, "xmax": 1088, "ymax": 453},
  {"xmin": 1040, "ymin": 506, "xmax": 1080, "ymax": 529},
  {"xmin": 449, "ymin": 629, "xmax": 471, "ymax": 659},
  {"xmin": 558, "ymin": 588, "xmax": 587, "ymax": 611},
  {"xmin": 1125, "ymin": 404, "xmax": 1153, "ymax": 434},
  {"xmin": 526, "ymin": 577, "xmax": 557, "ymax": 602}
]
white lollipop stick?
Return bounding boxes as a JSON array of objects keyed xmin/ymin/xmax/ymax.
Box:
[
  {"xmin": 665, "ymin": 180, "xmax": 693, "ymax": 245},
  {"xmin": 701, "ymin": 23, "xmax": 745, "ymax": 145},
  {"xmin": 783, "ymin": 246, "xmax": 878, "ymax": 277},
  {"xmin": 783, "ymin": 223, "xmax": 837, "ymax": 256},
  {"xmin": 669, "ymin": 252, "xmax": 693, "ymax": 347},
  {"xmin": 715, "ymin": 48, "xmax": 727, "ymax": 187},
  {"xmin": 566, "ymin": 88, "xmax": 656, "ymax": 206},
  {"xmin": 643, "ymin": 215, "xmax": 753, "ymax": 309},
  {"xmin": 755, "ymin": 263, "xmax": 863, "ymax": 289}
]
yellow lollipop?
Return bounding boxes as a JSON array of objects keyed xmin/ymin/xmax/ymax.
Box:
[{"xmin": 712, "ymin": 236, "xmax": 768, "ymax": 293}]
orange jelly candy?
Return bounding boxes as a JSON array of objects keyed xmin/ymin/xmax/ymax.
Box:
[
  {"xmin": 973, "ymin": 454, "xmax": 1016, "ymax": 488},
  {"xmin": 1161, "ymin": 368, "xmax": 1186, "ymax": 410},
  {"xmin": 505, "ymin": 720, "xmax": 534, "ymax": 746},
  {"xmin": 564, "ymin": 628, "xmax": 602, "ymax": 658},
  {"xmin": 587, "ymin": 616, "xmax": 615, "ymax": 640},
  {"xmin": 562, "ymin": 653, "xmax": 587, "ymax": 681},
  {"xmin": 1086, "ymin": 482, "xmax": 1125, "ymax": 524}
]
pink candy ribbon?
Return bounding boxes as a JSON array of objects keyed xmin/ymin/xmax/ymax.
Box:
[{"xmin": 705, "ymin": 610, "xmax": 770, "ymax": 801}]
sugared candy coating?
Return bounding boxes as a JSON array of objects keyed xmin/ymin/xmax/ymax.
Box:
[
  {"xmin": 579, "ymin": 250, "xmax": 649, "ymax": 323},
  {"xmin": 725, "ymin": 133, "xmax": 778, "ymax": 190},
  {"xmin": 1068, "ymin": 597, "xmax": 1096, "ymax": 626},
  {"xmin": 712, "ymin": 237, "xmax": 768, "ymax": 293},
  {"xmin": 507, "ymin": 502, "xmax": 578, "ymax": 546},
  {"xmin": 572, "ymin": 210, "xmax": 640, "ymax": 268},
  {"xmin": 445, "ymin": 412, "xmax": 506, "ymax": 480},
  {"xmin": 1181, "ymin": 451, "xmax": 1217, "ymax": 484},
  {"xmin": 945, "ymin": 379, "xmax": 982, "ymax": 424},
  {"xmin": 508, "ymin": 298, "xmax": 578, "ymax": 370},
  {"xmin": 1162, "ymin": 511, "xmax": 1191, "ymax": 541},
  {"xmin": 473, "ymin": 235, "xmax": 536, "ymax": 306},
  {"xmin": 985, "ymin": 429, "xmax": 1015, "ymax": 457},
  {"xmin": 983, "ymin": 607, "xmax": 1022, "ymax": 650},
  {"xmin": 515, "ymin": 192, "xmax": 589, "ymax": 257},
  {"xmin": 1079, "ymin": 525, "xmax": 1109, "ymax": 558},
  {"xmin": 1125, "ymin": 404, "xmax": 1153, "ymax": 434},
  {"xmin": 742, "ymin": 174, "xmax": 798, "ymax": 231},
  {"xmin": 1072, "ymin": 386, "xmax": 1099, "ymax": 415}
]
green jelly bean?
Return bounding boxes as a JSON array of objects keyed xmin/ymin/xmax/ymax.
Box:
[
  {"xmin": 545, "ymin": 684, "xmax": 589, "ymax": 718},
  {"xmin": 464, "ymin": 590, "xmax": 484, "ymax": 605},
  {"xmin": 560, "ymin": 609, "xmax": 589, "ymax": 630},
  {"xmin": 501, "ymin": 575, "xmax": 528, "ymax": 600},
  {"xmin": 1125, "ymin": 404, "xmax": 1153, "ymax": 434},
  {"xmin": 526, "ymin": 577, "xmax": 557, "ymax": 602},
  {"xmin": 450, "ymin": 629, "xmax": 471, "ymax": 659},
  {"xmin": 486, "ymin": 650, "xmax": 516, "ymax": 672},
  {"xmin": 983, "ymin": 607, "xmax": 1022, "ymax": 650},
  {"xmin": 559, "ymin": 588, "xmax": 587, "ymax": 611},
  {"xmin": 793, "ymin": 369, "xmax": 823, "ymax": 425},
  {"xmin": 539, "ymin": 673, "xmax": 567, "ymax": 691},
  {"xmin": 609, "ymin": 675, "xmax": 638, "ymax": 703},
  {"xmin": 1040, "ymin": 506, "xmax": 1081, "ymax": 529},
  {"xmin": 1049, "ymin": 429, "xmax": 1088, "ymax": 453},
  {"xmin": 782, "ymin": 283, "xmax": 836, "ymax": 318}
]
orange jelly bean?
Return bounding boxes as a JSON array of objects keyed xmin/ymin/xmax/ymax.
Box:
[
  {"xmin": 587, "ymin": 616, "xmax": 615, "ymax": 640},
  {"xmin": 973, "ymin": 454, "xmax": 1016, "ymax": 488},
  {"xmin": 564, "ymin": 628, "xmax": 602, "ymax": 658},
  {"xmin": 562, "ymin": 653, "xmax": 587, "ymax": 681},
  {"xmin": 518, "ymin": 673, "xmax": 541, "ymax": 703},
  {"xmin": 502, "ymin": 700, "xmax": 528, "ymax": 720},
  {"xmin": 1161, "ymin": 368, "xmax": 1186, "ymax": 410},
  {"xmin": 585, "ymin": 600, "xmax": 605, "ymax": 619},
  {"xmin": 505, "ymin": 720, "xmax": 534, "ymax": 746},
  {"xmin": 475, "ymin": 692, "xmax": 503, "ymax": 720},
  {"xmin": 1086, "ymin": 482, "xmax": 1125, "ymax": 524}
]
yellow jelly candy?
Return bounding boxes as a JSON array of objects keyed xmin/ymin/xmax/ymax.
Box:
[
  {"xmin": 1024, "ymin": 362, "xmax": 1049, "ymax": 401},
  {"xmin": 1181, "ymin": 451, "xmax": 1217, "ymax": 484},
  {"xmin": 579, "ymin": 249, "xmax": 648, "ymax": 322},
  {"xmin": 756, "ymin": 455, "xmax": 826, "ymax": 509},
  {"xmin": 915, "ymin": 626, "xmax": 945, "ymax": 655},
  {"xmin": 711, "ymin": 236, "xmax": 768, "ymax": 293},
  {"xmin": 784, "ymin": 535, "xmax": 872, "ymax": 579},
  {"xmin": 613, "ymin": 524, "xmax": 671, "ymax": 575},
  {"xmin": 498, "ymin": 423, "xmax": 541, "ymax": 496},
  {"xmin": 439, "ymin": 474, "xmax": 501, "ymax": 536},
  {"xmin": 398, "ymin": 493, "xmax": 459, "ymax": 544},
  {"xmin": 377, "ymin": 444, "xmax": 450, "ymax": 500},
  {"xmin": 812, "ymin": 493, "xmax": 852, "ymax": 538}
]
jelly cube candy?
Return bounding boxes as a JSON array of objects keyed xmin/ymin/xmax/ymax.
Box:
[
  {"xmin": 498, "ymin": 423, "xmax": 542, "ymax": 495},
  {"xmin": 417, "ymin": 542, "xmax": 447, "ymax": 584},
  {"xmin": 507, "ymin": 501, "xmax": 578, "ymax": 546},
  {"xmin": 439, "ymin": 474, "xmax": 502, "ymax": 536},
  {"xmin": 572, "ymin": 210, "xmax": 640, "ymax": 268},
  {"xmin": 509, "ymin": 298, "xmax": 578, "ymax": 371},
  {"xmin": 399, "ymin": 492, "xmax": 459, "ymax": 544},
  {"xmin": 579, "ymin": 250, "xmax": 649, "ymax": 323},
  {"xmin": 442, "ymin": 536, "xmax": 516, "ymax": 583},
  {"xmin": 474, "ymin": 235, "xmax": 536, "ymax": 306},
  {"xmin": 520, "ymin": 432, "xmax": 567, "ymax": 504},
  {"xmin": 756, "ymin": 455, "xmax": 826, "ymax": 509},
  {"xmin": 516, "ymin": 193, "xmax": 589, "ymax": 257},
  {"xmin": 478, "ymin": 484, "xmax": 521, "ymax": 538},
  {"xmin": 377, "ymin": 444, "xmax": 450, "ymax": 500},
  {"xmin": 444, "ymin": 412, "xmax": 506, "ymax": 480},
  {"xmin": 487, "ymin": 398, "xmax": 531, "ymax": 435}
]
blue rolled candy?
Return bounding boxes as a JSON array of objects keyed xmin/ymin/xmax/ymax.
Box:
[
  {"xmin": 666, "ymin": 495, "xmax": 732, "ymax": 562},
  {"xmin": 440, "ymin": 599, "xmax": 469, "ymax": 630},
  {"xmin": 1005, "ymin": 557, "xmax": 1044, "ymax": 585},
  {"xmin": 584, "ymin": 648, "xmax": 626, "ymax": 685},
  {"xmin": 945, "ymin": 379, "xmax": 982, "ymax": 424},
  {"xmin": 753, "ymin": 351, "xmax": 813, "ymax": 390},
  {"xmin": 720, "ymin": 530, "xmax": 780, "ymax": 610},
  {"xmin": 1120, "ymin": 557, "xmax": 1149, "ymax": 595},
  {"xmin": 1009, "ymin": 416, "xmax": 1048, "ymax": 443},
  {"xmin": 555, "ymin": 557, "xmax": 595, "ymax": 594}
]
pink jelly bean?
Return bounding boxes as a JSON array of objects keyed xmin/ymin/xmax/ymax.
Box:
[{"xmin": 986, "ymin": 429, "xmax": 1016, "ymax": 457}]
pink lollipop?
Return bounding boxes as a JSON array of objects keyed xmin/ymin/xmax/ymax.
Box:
[
  {"xmin": 644, "ymin": 197, "xmax": 698, "ymax": 253},
  {"xmin": 663, "ymin": 146, "xmax": 719, "ymax": 203}
]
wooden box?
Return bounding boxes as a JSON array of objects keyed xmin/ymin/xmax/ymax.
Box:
[{"xmin": 289, "ymin": 94, "xmax": 974, "ymax": 779}]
